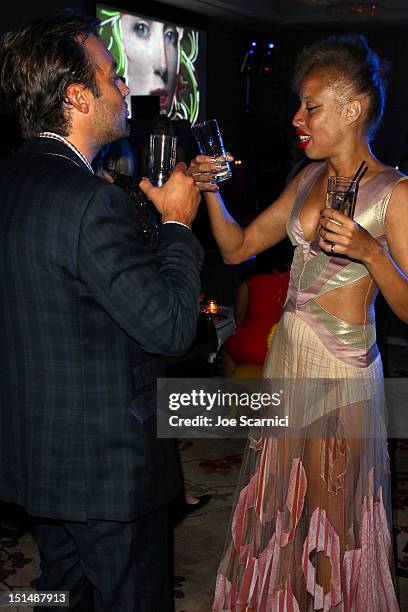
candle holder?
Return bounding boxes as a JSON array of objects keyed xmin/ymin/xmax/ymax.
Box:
[{"xmin": 206, "ymin": 299, "xmax": 218, "ymax": 314}]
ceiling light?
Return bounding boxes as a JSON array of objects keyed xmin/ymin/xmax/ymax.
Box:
[
  {"xmin": 327, "ymin": 2, "xmax": 385, "ymax": 16},
  {"xmin": 296, "ymin": 0, "xmax": 338, "ymax": 5}
]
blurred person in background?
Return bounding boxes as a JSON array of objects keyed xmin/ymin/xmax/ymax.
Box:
[
  {"xmin": 94, "ymin": 139, "xmax": 159, "ymax": 251},
  {"xmin": 223, "ymin": 240, "xmax": 292, "ymax": 377}
]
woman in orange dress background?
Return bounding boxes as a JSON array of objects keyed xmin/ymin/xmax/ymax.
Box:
[{"xmin": 223, "ymin": 241, "xmax": 292, "ymax": 376}]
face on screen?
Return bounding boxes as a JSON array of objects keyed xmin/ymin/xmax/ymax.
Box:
[{"xmin": 120, "ymin": 14, "xmax": 183, "ymax": 114}]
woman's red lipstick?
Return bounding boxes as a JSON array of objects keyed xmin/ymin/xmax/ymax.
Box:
[{"xmin": 296, "ymin": 129, "xmax": 312, "ymax": 149}]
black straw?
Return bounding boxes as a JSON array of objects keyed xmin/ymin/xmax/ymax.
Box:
[
  {"xmin": 349, "ymin": 161, "xmax": 368, "ymax": 219},
  {"xmin": 351, "ymin": 160, "xmax": 367, "ymax": 185}
]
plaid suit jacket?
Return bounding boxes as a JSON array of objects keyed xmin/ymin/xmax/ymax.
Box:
[{"xmin": 0, "ymin": 137, "xmax": 203, "ymax": 521}]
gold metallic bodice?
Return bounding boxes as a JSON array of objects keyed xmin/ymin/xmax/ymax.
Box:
[{"xmin": 286, "ymin": 162, "xmax": 406, "ymax": 366}]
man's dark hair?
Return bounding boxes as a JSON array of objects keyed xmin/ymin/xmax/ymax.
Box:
[{"xmin": 0, "ymin": 10, "xmax": 101, "ymax": 138}]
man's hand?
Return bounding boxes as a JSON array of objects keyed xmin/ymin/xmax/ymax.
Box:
[{"xmin": 139, "ymin": 163, "xmax": 201, "ymax": 228}]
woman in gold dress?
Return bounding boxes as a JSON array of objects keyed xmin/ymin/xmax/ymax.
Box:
[{"xmin": 190, "ymin": 34, "xmax": 408, "ymax": 610}]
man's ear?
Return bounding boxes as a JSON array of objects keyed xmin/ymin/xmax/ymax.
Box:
[
  {"xmin": 343, "ymin": 100, "xmax": 362, "ymax": 126},
  {"xmin": 65, "ymin": 83, "xmax": 90, "ymax": 114}
]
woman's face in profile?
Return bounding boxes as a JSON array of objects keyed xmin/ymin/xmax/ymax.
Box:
[
  {"xmin": 292, "ymin": 71, "xmax": 346, "ymax": 160},
  {"xmin": 121, "ymin": 14, "xmax": 182, "ymax": 114}
]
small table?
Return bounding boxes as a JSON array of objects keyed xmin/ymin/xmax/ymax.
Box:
[
  {"xmin": 201, "ymin": 305, "xmax": 235, "ymax": 363},
  {"xmin": 165, "ymin": 306, "xmax": 235, "ymax": 370}
]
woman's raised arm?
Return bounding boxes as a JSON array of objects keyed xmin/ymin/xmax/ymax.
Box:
[{"xmin": 190, "ymin": 154, "xmax": 302, "ymax": 264}]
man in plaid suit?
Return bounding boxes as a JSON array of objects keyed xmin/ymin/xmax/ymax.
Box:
[{"xmin": 0, "ymin": 10, "xmax": 202, "ymax": 611}]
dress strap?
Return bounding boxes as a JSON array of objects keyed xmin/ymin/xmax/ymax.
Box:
[{"xmin": 354, "ymin": 168, "xmax": 407, "ymax": 219}]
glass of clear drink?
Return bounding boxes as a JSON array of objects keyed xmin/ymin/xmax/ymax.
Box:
[
  {"xmin": 192, "ymin": 119, "xmax": 232, "ymax": 182},
  {"xmin": 148, "ymin": 134, "xmax": 177, "ymax": 187},
  {"xmin": 326, "ymin": 176, "xmax": 357, "ymax": 218}
]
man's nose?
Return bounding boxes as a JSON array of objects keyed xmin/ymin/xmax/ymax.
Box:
[{"xmin": 119, "ymin": 78, "xmax": 129, "ymax": 97}]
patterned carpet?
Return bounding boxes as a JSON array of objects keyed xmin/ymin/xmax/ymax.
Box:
[
  {"xmin": 174, "ymin": 439, "xmax": 245, "ymax": 612},
  {"xmin": 393, "ymin": 440, "xmax": 408, "ymax": 581},
  {"xmin": 1, "ymin": 437, "xmax": 408, "ymax": 610}
]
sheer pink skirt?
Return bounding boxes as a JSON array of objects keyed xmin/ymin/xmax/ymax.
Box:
[{"xmin": 213, "ymin": 311, "xmax": 399, "ymax": 611}]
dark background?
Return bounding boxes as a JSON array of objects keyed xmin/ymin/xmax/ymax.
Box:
[
  {"xmin": 2, "ymin": 1, "xmax": 408, "ymax": 168},
  {"xmin": 2, "ymin": 1, "xmax": 408, "ymax": 327}
]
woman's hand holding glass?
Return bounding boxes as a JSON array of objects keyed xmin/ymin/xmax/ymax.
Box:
[
  {"xmin": 318, "ymin": 208, "xmax": 379, "ymax": 263},
  {"xmin": 189, "ymin": 154, "xmax": 234, "ymax": 192}
]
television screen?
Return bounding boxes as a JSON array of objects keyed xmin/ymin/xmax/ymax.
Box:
[{"xmin": 97, "ymin": 4, "xmax": 206, "ymax": 124}]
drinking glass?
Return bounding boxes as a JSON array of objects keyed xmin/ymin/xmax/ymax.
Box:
[
  {"xmin": 326, "ymin": 176, "xmax": 357, "ymax": 218},
  {"xmin": 192, "ymin": 119, "xmax": 232, "ymax": 182},
  {"xmin": 148, "ymin": 134, "xmax": 177, "ymax": 187}
]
